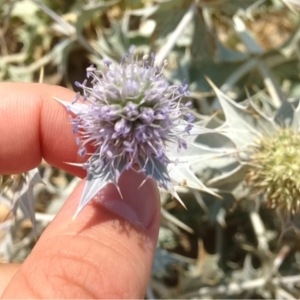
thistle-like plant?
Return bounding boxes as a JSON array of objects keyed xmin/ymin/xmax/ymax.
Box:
[
  {"xmin": 209, "ymin": 80, "xmax": 300, "ymax": 215},
  {"xmin": 57, "ymin": 47, "xmax": 216, "ymax": 218}
]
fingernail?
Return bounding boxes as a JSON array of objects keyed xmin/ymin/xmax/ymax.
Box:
[{"xmin": 99, "ymin": 170, "xmax": 160, "ymax": 229}]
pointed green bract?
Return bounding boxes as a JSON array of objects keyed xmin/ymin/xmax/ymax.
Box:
[{"xmin": 208, "ymin": 78, "xmax": 276, "ymax": 148}]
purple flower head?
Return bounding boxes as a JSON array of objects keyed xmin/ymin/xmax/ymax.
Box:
[{"xmin": 60, "ymin": 48, "xmax": 194, "ymax": 217}]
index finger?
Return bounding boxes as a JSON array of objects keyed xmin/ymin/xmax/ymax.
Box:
[{"xmin": 0, "ymin": 82, "xmax": 85, "ymax": 176}]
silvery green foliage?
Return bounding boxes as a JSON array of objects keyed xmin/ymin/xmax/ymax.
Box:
[
  {"xmin": 207, "ymin": 79, "xmax": 300, "ymax": 192},
  {"xmin": 209, "ymin": 79, "xmax": 276, "ymax": 149},
  {"xmin": 0, "ymin": 169, "xmax": 41, "ymax": 235},
  {"xmin": 12, "ymin": 170, "xmax": 42, "ymax": 236},
  {"xmin": 57, "ymin": 48, "xmax": 216, "ymax": 217},
  {"xmin": 13, "ymin": 169, "xmax": 42, "ymax": 232}
]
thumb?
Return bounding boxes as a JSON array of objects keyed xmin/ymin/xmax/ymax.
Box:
[{"xmin": 2, "ymin": 170, "xmax": 160, "ymax": 299}]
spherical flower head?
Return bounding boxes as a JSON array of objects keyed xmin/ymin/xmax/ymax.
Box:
[
  {"xmin": 246, "ymin": 128, "xmax": 300, "ymax": 215},
  {"xmin": 62, "ymin": 47, "xmax": 194, "ymax": 217}
]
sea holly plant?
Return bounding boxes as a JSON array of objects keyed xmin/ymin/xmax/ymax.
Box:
[
  {"xmin": 57, "ymin": 47, "xmax": 217, "ymax": 218},
  {"xmin": 209, "ymin": 80, "xmax": 300, "ymax": 215}
]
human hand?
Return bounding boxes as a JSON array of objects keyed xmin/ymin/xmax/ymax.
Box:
[{"xmin": 0, "ymin": 83, "xmax": 160, "ymax": 298}]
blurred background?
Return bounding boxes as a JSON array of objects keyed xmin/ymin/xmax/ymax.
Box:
[{"xmin": 1, "ymin": 0, "xmax": 300, "ymax": 298}]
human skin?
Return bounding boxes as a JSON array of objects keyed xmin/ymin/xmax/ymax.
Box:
[{"xmin": 0, "ymin": 82, "xmax": 160, "ymax": 298}]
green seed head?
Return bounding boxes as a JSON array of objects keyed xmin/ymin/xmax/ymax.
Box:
[{"xmin": 246, "ymin": 128, "xmax": 300, "ymax": 215}]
